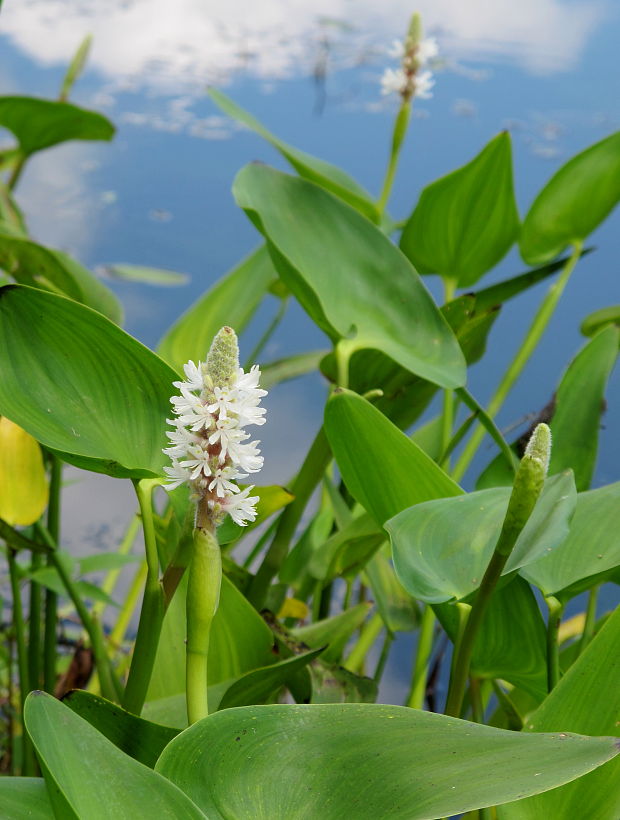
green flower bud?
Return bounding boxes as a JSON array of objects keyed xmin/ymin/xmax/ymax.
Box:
[{"xmin": 205, "ymin": 326, "xmax": 239, "ymax": 388}]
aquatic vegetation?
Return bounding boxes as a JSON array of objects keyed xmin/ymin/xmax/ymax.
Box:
[{"xmin": 0, "ymin": 16, "xmax": 619, "ymax": 820}]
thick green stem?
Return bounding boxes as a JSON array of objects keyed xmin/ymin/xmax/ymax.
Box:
[
  {"xmin": 186, "ymin": 527, "xmax": 222, "ymax": 724},
  {"xmin": 8, "ymin": 549, "xmax": 35, "ymax": 775},
  {"xmin": 406, "ymin": 605, "xmax": 435, "ymax": 709},
  {"xmin": 578, "ymin": 585, "xmax": 599, "ymax": 655},
  {"xmin": 344, "ymin": 612, "xmax": 383, "ymax": 673},
  {"xmin": 377, "ymin": 102, "xmax": 411, "ymax": 217},
  {"xmin": 122, "ymin": 479, "xmax": 165, "ymax": 715},
  {"xmin": 373, "ymin": 629, "xmax": 394, "ymax": 683},
  {"xmin": 248, "ymin": 426, "xmax": 331, "ymax": 608},
  {"xmin": 546, "ymin": 595, "xmax": 564, "ymax": 692},
  {"xmin": 43, "ymin": 456, "xmax": 62, "ymax": 693},
  {"xmin": 455, "ymin": 388, "xmax": 518, "ymax": 477},
  {"xmin": 452, "ymin": 241, "xmax": 583, "ymax": 482}
]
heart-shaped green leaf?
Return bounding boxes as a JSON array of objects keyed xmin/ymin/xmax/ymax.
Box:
[
  {"xmin": 210, "ymin": 89, "xmax": 379, "ymax": 222},
  {"xmin": 0, "ymin": 96, "xmax": 114, "ymax": 157},
  {"xmin": 388, "ymin": 471, "xmax": 576, "ymax": 603},
  {"xmin": 0, "ymin": 285, "xmax": 176, "ymax": 478},
  {"xmin": 155, "ymin": 702, "xmax": 619, "ymax": 820},
  {"xmin": 520, "ymin": 131, "xmax": 620, "ymax": 265},
  {"xmin": 520, "ymin": 482, "xmax": 620, "ymax": 599},
  {"xmin": 24, "ymin": 692, "xmax": 206, "ymax": 819},
  {"xmin": 400, "ymin": 132, "xmax": 519, "ymax": 287},
  {"xmin": 234, "ymin": 164, "xmax": 466, "ymax": 389},
  {"xmin": 498, "ymin": 605, "xmax": 620, "ymax": 819},
  {"xmin": 548, "ymin": 326, "xmax": 618, "ymax": 490},
  {"xmin": 158, "ymin": 245, "xmax": 275, "ymax": 371}
]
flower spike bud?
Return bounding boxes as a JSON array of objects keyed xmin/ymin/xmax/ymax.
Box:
[
  {"xmin": 406, "ymin": 12, "xmax": 422, "ymax": 49},
  {"xmin": 496, "ymin": 423, "xmax": 552, "ymax": 557},
  {"xmin": 206, "ymin": 326, "xmax": 239, "ymax": 388}
]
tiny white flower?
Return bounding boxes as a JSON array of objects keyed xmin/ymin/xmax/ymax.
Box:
[
  {"xmin": 218, "ymin": 486, "xmax": 260, "ymax": 526},
  {"xmin": 387, "ymin": 38, "xmax": 404, "ymax": 59},
  {"xmin": 208, "ymin": 464, "xmax": 247, "ymax": 497},
  {"xmin": 380, "ymin": 67, "xmax": 406, "ymax": 97},
  {"xmin": 180, "ymin": 442, "xmax": 213, "ymax": 480},
  {"xmin": 415, "ymin": 69, "xmax": 435, "ymax": 100},
  {"xmin": 418, "ymin": 37, "xmax": 439, "ymax": 65},
  {"xmin": 172, "ymin": 360, "xmax": 204, "ymax": 392},
  {"xmin": 228, "ymin": 438, "xmax": 263, "ymax": 474},
  {"xmin": 163, "ymin": 460, "xmax": 191, "ymax": 490}
]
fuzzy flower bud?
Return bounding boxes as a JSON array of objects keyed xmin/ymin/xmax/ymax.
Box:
[
  {"xmin": 380, "ymin": 13, "xmax": 438, "ymax": 102},
  {"xmin": 163, "ymin": 326, "xmax": 266, "ymax": 528}
]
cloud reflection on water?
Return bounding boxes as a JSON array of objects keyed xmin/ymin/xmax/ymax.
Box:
[{"xmin": 1, "ymin": 0, "xmax": 606, "ymax": 97}]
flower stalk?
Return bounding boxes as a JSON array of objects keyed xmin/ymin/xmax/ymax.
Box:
[
  {"xmin": 445, "ymin": 423, "xmax": 551, "ymax": 717},
  {"xmin": 162, "ymin": 326, "xmax": 267, "ymax": 724}
]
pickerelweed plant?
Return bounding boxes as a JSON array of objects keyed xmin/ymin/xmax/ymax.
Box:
[{"xmin": 0, "ymin": 12, "xmax": 619, "ymax": 820}]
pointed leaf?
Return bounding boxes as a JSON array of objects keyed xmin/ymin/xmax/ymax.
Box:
[
  {"xmin": 498, "ymin": 606, "xmax": 620, "ymax": 819},
  {"xmin": 400, "ymin": 133, "xmax": 519, "ymax": 287},
  {"xmin": 325, "ymin": 389, "xmax": 462, "ymax": 526},
  {"xmin": 0, "ymin": 285, "xmax": 176, "ymax": 478},
  {"xmin": 0, "ymin": 778, "xmax": 53, "ymax": 819},
  {"xmin": 580, "ymin": 304, "xmax": 620, "ymax": 338},
  {"xmin": 388, "ymin": 472, "xmax": 576, "ymax": 603},
  {"xmin": 158, "ymin": 245, "xmax": 275, "ymax": 371},
  {"xmin": 548, "ymin": 326, "xmax": 618, "ymax": 490},
  {"xmin": 156, "ymin": 702, "xmax": 619, "ymax": 820},
  {"xmin": 520, "ymin": 131, "xmax": 620, "ymax": 265},
  {"xmin": 210, "ymin": 88, "xmax": 379, "ymax": 222},
  {"xmin": 24, "ymin": 692, "xmax": 206, "ymax": 819},
  {"xmin": 0, "ymin": 96, "xmax": 114, "ymax": 157},
  {"xmin": 234, "ymin": 164, "xmax": 466, "ymax": 388},
  {"xmin": 521, "ymin": 482, "xmax": 620, "ymax": 599}
]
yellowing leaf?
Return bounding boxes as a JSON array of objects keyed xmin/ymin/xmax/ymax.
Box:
[{"xmin": 0, "ymin": 416, "xmax": 48, "ymax": 525}]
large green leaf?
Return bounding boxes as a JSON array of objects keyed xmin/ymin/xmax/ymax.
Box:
[
  {"xmin": 0, "ymin": 96, "xmax": 114, "ymax": 157},
  {"xmin": 155, "ymin": 702, "xmax": 619, "ymax": 820},
  {"xmin": 435, "ymin": 576, "xmax": 548, "ymax": 698},
  {"xmin": 325, "ymin": 389, "xmax": 462, "ymax": 526},
  {"xmin": 0, "ymin": 778, "xmax": 53, "ymax": 819},
  {"xmin": 548, "ymin": 326, "xmax": 618, "ymax": 489},
  {"xmin": 520, "ymin": 482, "xmax": 620, "ymax": 599},
  {"xmin": 234, "ymin": 164, "xmax": 466, "ymax": 389},
  {"xmin": 24, "ymin": 692, "xmax": 206, "ymax": 819},
  {"xmin": 0, "ymin": 285, "xmax": 176, "ymax": 477},
  {"xmin": 210, "ymin": 88, "xmax": 379, "ymax": 222},
  {"xmin": 400, "ymin": 132, "xmax": 519, "ymax": 287},
  {"xmin": 62, "ymin": 691, "xmax": 178, "ymax": 768},
  {"xmin": 388, "ymin": 471, "xmax": 576, "ymax": 603},
  {"xmin": 0, "ymin": 228, "xmax": 122, "ymax": 322},
  {"xmin": 520, "ymin": 131, "xmax": 620, "ymax": 265},
  {"xmin": 158, "ymin": 245, "xmax": 276, "ymax": 371},
  {"xmin": 498, "ymin": 605, "xmax": 620, "ymax": 819}
]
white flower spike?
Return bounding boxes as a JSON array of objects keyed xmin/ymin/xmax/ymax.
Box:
[{"xmin": 163, "ymin": 326, "xmax": 266, "ymax": 527}]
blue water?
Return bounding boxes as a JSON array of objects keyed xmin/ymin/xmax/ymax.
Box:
[{"xmin": 1, "ymin": 1, "xmax": 618, "ymax": 706}]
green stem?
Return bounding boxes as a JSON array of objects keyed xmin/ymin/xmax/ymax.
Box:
[
  {"xmin": 43, "ymin": 456, "xmax": 62, "ymax": 694},
  {"xmin": 91, "ymin": 513, "xmax": 140, "ymax": 621},
  {"xmin": 577, "ymin": 585, "xmax": 599, "ymax": 655},
  {"xmin": 546, "ymin": 595, "xmax": 564, "ymax": 692},
  {"xmin": 248, "ymin": 426, "xmax": 332, "ymax": 608},
  {"xmin": 243, "ymin": 297, "xmax": 288, "ymax": 369},
  {"xmin": 439, "ymin": 410, "xmax": 477, "ymax": 467},
  {"xmin": 373, "ymin": 629, "xmax": 393, "ymax": 683},
  {"xmin": 377, "ymin": 102, "xmax": 411, "ymax": 217},
  {"xmin": 455, "ymin": 388, "xmax": 518, "ymax": 477},
  {"xmin": 406, "ymin": 605, "xmax": 435, "ymax": 709},
  {"xmin": 108, "ymin": 560, "xmax": 147, "ymax": 650},
  {"xmin": 241, "ymin": 517, "xmax": 278, "ymax": 569},
  {"xmin": 8, "ymin": 549, "xmax": 35, "ymax": 775},
  {"xmin": 452, "ymin": 241, "xmax": 583, "ymax": 482},
  {"xmin": 7, "ymin": 152, "xmax": 26, "ymax": 191},
  {"xmin": 122, "ymin": 479, "xmax": 165, "ymax": 715},
  {"xmin": 344, "ymin": 612, "xmax": 383, "ymax": 673},
  {"xmin": 491, "ymin": 680, "xmax": 523, "ymax": 731},
  {"xmin": 34, "ymin": 522, "xmax": 119, "ymax": 702},
  {"xmin": 186, "ymin": 527, "xmax": 222, "ymax": 724},
  {"xmin": 27, "ymin": 552, "xmax": 42, "ymax": 692}
]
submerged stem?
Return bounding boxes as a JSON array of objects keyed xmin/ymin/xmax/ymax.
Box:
[{"xmin": 406, "ymin": 604, "xmax": 435, "ymax": 709}]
